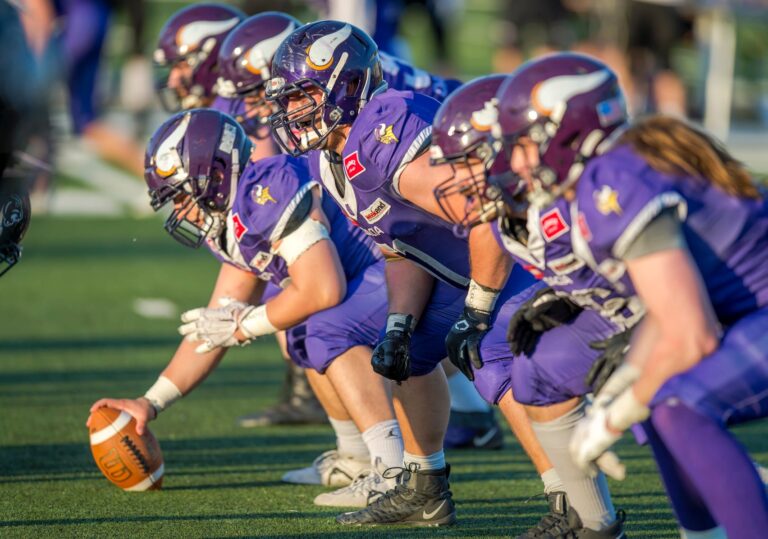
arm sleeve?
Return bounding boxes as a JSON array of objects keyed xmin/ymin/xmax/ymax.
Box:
[{"xmin": 623, "ymin": 208, "xmax": 686, "ymax": 260}]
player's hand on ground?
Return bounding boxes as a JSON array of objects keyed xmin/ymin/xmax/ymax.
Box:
[
  {"xmin": 445, "ymin": 307, "xmax": 491, "ymax": 381},
  {"xmin": 372, "ymin": 314, "xmax": 414, "ymax": 382},
  {"xmin": 87, "ymin": 397, "xmax": 156, "ymax": 436},
  {"xmin": 507, "ymin": 288, "xmax": 583, "ymax": 356},
  {"xmin": 178, "ymin": 296, "xmax": 254, "ymax": 353},
  {"xmin": 585, "ymin": 329, "xmax": 633, "ymax": 395},
  {"xmin": 569, "ymin": 405, "xmax": 623, "ymax": 479}
]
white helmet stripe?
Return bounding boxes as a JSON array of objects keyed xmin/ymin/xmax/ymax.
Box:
[
  {"xmin": 534, "ymin": 70, "xmax": 610, "ymax": 114},
  {"xmin": 307, "ymin": 24, "xmax": 352, "ymax": 68},
  {"xmin": 245, "ymin": 23, "xmax": 297, "ymax": 75},
  {"xmin": 177, "ymin": 18, "xmax": 240, "ymax": 49}
]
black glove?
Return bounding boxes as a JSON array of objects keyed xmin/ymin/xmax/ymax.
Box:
[
  {"xmin": 507, "ymin": 287, "xmax": 583, "ymax": 356},
  {"xmin": 445, "ymin": 307, "xmax": 491, "ymax": 381},
  {"xmin": 585, "ymin": 328, "xmax": 633, "ymax": 394},
  {"xmin": 372, "ymin": 314, "xmax": 415, "ymax": 382}
]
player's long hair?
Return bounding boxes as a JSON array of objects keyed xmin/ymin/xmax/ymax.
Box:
[{"xmin": 620, "ymin": 116, "xmax": 761, "ymax": 200}]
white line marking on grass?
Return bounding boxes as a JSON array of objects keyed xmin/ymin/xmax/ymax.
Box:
[{"xmin": 133, "ymin": 298, "xmax": 178, "ymax": 319}]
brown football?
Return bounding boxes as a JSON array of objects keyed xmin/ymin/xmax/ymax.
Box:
[{"xmin": 88, "ymin": 407, "xmax": 164, "ymax": 491}]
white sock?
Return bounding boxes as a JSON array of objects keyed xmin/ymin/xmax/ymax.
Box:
[
  {"xmin": 447, "ymin": 372, "xmax": 491, "ymax": 412},
  {"xmin": 680, "ymin": 528, "xmax": 727, "ymax": 539},
  {"xmin": 328, "ymin": 417, "xmax": 369, "ymax": 461},
  {"xmin": 531, "ymin": 400, "xmax": 616, "ymax": 531},
  {"xmin": 541, "ymin": 467, "xmax": 565, "ymax": 495},
  {"xmin": 403, "ymin": 450, "xmax": 445, "ymax": 471},
  {"xmin": 362, "ymin": 419, "xmax": 404, "ymax": 470}
]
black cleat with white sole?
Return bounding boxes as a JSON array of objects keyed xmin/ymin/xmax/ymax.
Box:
[
  {"xmin": 336, "ymin": 464, "xmax": 456, "ymax": 527},
  {"xmin": 516, "ymin": 491, "xmax": 627, "ymax": 539}
]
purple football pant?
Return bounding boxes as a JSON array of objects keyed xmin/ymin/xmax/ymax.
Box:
[
  {"xmin": 283, "ymin": 262, "xmax": 387, "ymax": 373},
  {"xmin": 475, "ymin": 282, "xmax": 616, "ymax": 406},
  {"xmin": 643, "ymin": 305, "xmax": 768, "ymax": 537}
]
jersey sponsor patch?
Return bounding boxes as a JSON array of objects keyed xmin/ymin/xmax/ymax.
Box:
[
  {"xmin": 252, "ymin": 185, "xmax": 277, "ymax": 205},
  {"xmin": 249, "ymin": 251, "xmax": 273, "ymax": 272},
  {"xmin": 577, "ymin": 211, "xmax": 592, "ymax": 241},
  {"xmin": 361, "ymin": 198, "xmax": 391, "ymax": 224},
  {"xmin": 231, "ymin": 213, "xmax": 248, "ymax": 242},
  {"xmin": 523, "ymin": 264, "xmax": 544, "ymax": 280},
  {"xmin": 547, "ymin": 253, "xmax": 585, "ymax": 275},
  {"xmin": 343, "ymin": 151, "xmax": 366, "ymax": 180},
  {"xmin": 540, "ymin": 208, "xmax": 570, "ymax": 242}
]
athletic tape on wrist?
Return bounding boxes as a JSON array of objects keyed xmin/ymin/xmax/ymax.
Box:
[
  {"xmin": 144, "ymin": 375, "xmax": 182, "ymax": 413},
  {"xmin": 386, "ymin": 313, "xmax": 416, "ymax": 333},
  {"xmin": 607, "ymin": 388, "xmax": 650, "ymax": 431},
  {"xmin": 239, "ymin": 304, "xmax": 278, "ymax": 338},
  {"xmin": 465, "ymin": 279, "xmax": 500, "ymax": 313}
]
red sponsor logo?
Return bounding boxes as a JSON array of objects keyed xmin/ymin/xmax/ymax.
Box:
[
  {"xmin": 540, "ymin": 208, "xmax": 569, "ymax": 242},
  {"xmin": 232, "ymin": 213, "xmax": 248, "ymax": 242},
  {"xmin": 577, "ymin": 212, "xmax": 592, "ymax": 241},
  {"xmin": 343, "ymin": 151, "xmax": 366, "ymax": 180}
]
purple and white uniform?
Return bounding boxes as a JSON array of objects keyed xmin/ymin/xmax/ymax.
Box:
[
  {"xmin": 380, "ymin": 52, "xmax": 461, "ymax": 102},
  {"xmin": 310, "ymin": 89, "xmax": 601, "ymax": 406},
  {"xmin": 205, "ymin": 153, "xmax": 386, "ymax": 372},
  {"xmin": 572, "ymin": 144, "xmax": 768, "ymax": 425}
]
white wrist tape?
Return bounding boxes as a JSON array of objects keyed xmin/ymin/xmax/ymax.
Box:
[
  {"xmin": 607, "ymin": 388, "xmax": 650, "ymax": 431},
  {"xmin": 276, "ymin": 218, "xmax": 330, "ymax": 266},
  {"xmin": 239, "ymin": 304, "xmax": 278, "ymax": 338},
  {"xmin": 465, "ymin": 279, "xmax": 500, "ymax": 313},
  {"xmin": 594, "ymin": 363, "xmax": 641, "ymax": 407},
  {"xmin": 144, "ymin": 376, "xmax": 182, "ymax": 413},
  {"xmin": 386, "ymin": 313, "xmax": 416, "ymax": 333}
]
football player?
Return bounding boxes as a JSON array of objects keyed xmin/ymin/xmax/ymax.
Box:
[
  {"xmin": 492, "ymin": 53, "xmax": 768, "ymax": 538},
  {"xmin": 266, "ymin": 21, "xmax": 620, "ymax": 531},
  {"xmin": 218, "ymin": 12, "xmax": 499, "ymax": 451},
  {"xmin": 153, "ymin": 3, "xmax": 245, "ymax": 112},
  {"xmin": 88, "ymin": 110, "xmax": 405, "ymax": 508},
  {"xmin": 431, "ymin": 74, "xmax": 632, "ymax": 538}
]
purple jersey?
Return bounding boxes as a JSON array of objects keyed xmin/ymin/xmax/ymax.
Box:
[
  {"xmin": 205, "ymin": 154, "xmax": 381, "ymax": 288},
  {"xmin": 573, "ymin": 145, "xmax": 768, "ymax": 325},
  {"xmin": 309, "ymin": 89, "xmax": 472, "ymax": 289},
  {"xmin": 380, "ymin": 52, "xmax": 461, "ymax": 102},
  {"xmin": 493, "ymin": 197, "xmax": 644, "ymax": 332}
]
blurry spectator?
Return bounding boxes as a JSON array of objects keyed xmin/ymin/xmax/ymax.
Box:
[{"xmin": 624, "ymin": 0, "xmax": 691, "ymax": 116}]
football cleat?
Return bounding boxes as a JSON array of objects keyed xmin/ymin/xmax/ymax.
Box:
[
  {"xmin": 314, "ymin": 463, "xmax": 391, "ymax": 508},
  {"xmin": 282, "ymin": 450, "xmax": 369, "ymax": 487},
  {"xmin": 444, "ymin": 409, "xmax": 504, "ymax": 450},
  {"xmin": 336, "ymin": 464, "xmax": 456, "ymax": 527},
  {"xmin": 516, "ymin": 491, "xmax": 626, "ymax": 539}
]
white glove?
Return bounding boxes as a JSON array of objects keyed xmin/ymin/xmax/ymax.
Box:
[
  {"xmin": 570, "ymin": 405, "xmax": 624, "ymax": 479},
  {"xmin": 178, "ymin": 297, "xmax": 255, "ymax": 353},
  {"xmin": 592, "ymin": 363, "xmax": 641, "ymax": 409}
]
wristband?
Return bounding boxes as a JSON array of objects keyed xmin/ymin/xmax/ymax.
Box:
[
  {"xmin": 239, "ymin": 304, "xmax": 278, "ymax": 338},
  {"xmin": 386, "ymin": 313, "xmax": 417, "ymax": 333},
  {"xmin": 465, "ymin": 279, "xmax": 500, "ymax": 313},
  {"xmin": 144, "ymin": 376, "xmax": 182, "ymax": 413},
  {"xmin": 607, "ymin": 387, "xmax": 650, "ymax": 431}
]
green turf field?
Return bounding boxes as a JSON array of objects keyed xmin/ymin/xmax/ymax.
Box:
[{"xmin": 2, "ymin": 215, "xmax": 767, "ymax": 538}]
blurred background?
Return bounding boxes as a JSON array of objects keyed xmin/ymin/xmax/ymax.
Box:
[{"xmin": 4, "ymin": 0, "xmax": 768, "ymax": 218}]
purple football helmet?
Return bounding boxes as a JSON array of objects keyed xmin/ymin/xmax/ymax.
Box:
[
  {"xmin": 144, "ymin": 109, "xmax": 252, "ymax": 248},
  {"xmin": 217, "ymin": 12, "xmax": 301, "ymax": 137},
  {"xmin": 0, "ymin": 183, "xmax": 30, "ymax": 277},
  {"xmin": 266, "ymin": 20, "xmax": 385, "ymax": 155},
  {"xmin": 430, "ymin": 75, "xmax": 512, "ymax": 231},
  {"xmin": 494, "ymin": 52, "xmax": 627, "ymax": 207},
  {"xmin": 154, "ymin": 3, "xmax": 245, "ymax": 112}
]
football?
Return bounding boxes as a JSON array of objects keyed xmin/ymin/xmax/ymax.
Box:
[{"xmin": 88, "ymin": 407, "xmax": 164, "ymax": 491}]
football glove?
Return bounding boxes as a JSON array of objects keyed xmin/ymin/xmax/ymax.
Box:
[
  {"xmin": 507, "ymin": 287, "xmax": 583, "ymax": 356},
  {"xmin": 445, "ymin": 307, "xmax": 491, "ymax": 381},
  {"xmin": 178, "ymin": 297, "xmax": 254, "ymax": 353},
  {"xmin": 585, "ymin": 328, "xmax": 633, "ymax": 395},
  {"xmin": 372, "ymin": 313, "xmax": 415, "ymax": 382}
]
